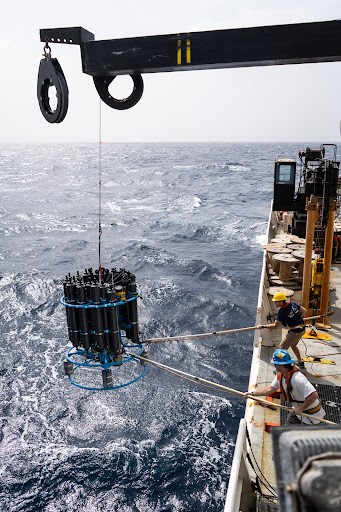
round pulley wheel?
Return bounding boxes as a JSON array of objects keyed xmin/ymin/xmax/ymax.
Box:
[
  {"xmin": 93, "ymin": 74, "xmax": 144, "ymax": 110},
  {"xmin": 37, "ymin": 57, "xmax": 69, "ymax": 123}
]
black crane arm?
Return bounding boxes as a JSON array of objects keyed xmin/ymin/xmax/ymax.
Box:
[{"xmin": 37, "ymin": 20, "xmax": 341, "ymax": 121}]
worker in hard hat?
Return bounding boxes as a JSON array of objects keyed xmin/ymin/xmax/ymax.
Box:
[
  {"xmin": 245, "ymin": 349, "xmax": 325, "ymax": 425},
  {"xmin": 258, "ymin": 291, "xmax": 306, "ymax": 368}
]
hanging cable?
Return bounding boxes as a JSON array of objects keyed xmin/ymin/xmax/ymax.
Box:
[
  {"xmin": 245, "ymin": 426, "xmax": 278, "ymax": 497},
  {"xmin": 98, "ymin": 99, "xmax": 103, "ymax": 284}
]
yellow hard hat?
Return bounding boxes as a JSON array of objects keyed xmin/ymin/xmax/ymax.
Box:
[{"xmin": 272, "ymin": 291, "xmax": 287, "ymax": 302}]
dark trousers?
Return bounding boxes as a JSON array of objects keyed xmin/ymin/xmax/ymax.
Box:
[{"xmin": 285, "ymin": 412, "xmax": 303, "ymax": 425}]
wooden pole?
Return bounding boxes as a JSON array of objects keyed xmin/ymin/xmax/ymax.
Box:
[
  {"xmin": 145, "ymin": 325, "xmax": 260, "ymax": 343},
  {"xmin": 302, "ymin": 196, "xmax": 318, "ymax": 311},
  {"xmin": 319, "ymin": 200, "xmax": 337, "ymax": 328},
  {"xmin": 131, "ymin": 353, "xmax": 335, "ymax": 425},
  {"xmin": 144, "ymin": 315, "xmax": 326, "ymax": 343}
]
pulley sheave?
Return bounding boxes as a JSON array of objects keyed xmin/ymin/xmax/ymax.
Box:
[
  {"xmin": 93, "ymin": 74, "xmax": 144, "ymax": 110},
  {"xmin": 37, "ymin": 57, "xmax": 69, "ymax": 123}
]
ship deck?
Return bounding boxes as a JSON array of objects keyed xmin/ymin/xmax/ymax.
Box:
[
  {"xmin": 249, "ymin": 296, "xmax": 341, "ymax": 493},
  {"xmin": 244, "ymin": 225, "xmax": 341, "ymax": 506},
  {"xmin": 225, "ymin": 211, "xmax": 341, "ymax": 512}
]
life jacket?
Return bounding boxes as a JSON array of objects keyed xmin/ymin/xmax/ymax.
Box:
[
  {"xmin": 277, "ymin": 366, "xmax": 301, "ymax": 403},
  {"xmin": 277, "ymin": 368, "xmax": 322, "ymax": 413}
]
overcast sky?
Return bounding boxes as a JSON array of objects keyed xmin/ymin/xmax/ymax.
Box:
[{"xmin": 2, "ymin": 0, "xmax": 341, "ymax": 143}]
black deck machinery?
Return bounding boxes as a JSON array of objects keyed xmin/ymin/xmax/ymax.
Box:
[
  {"xmin": 273, "ymin": 144, "xmax": 341, "ymax": 318},
  {"xmin": 273, "ymin": 144, "xmax": 340, "ymax": 240}
]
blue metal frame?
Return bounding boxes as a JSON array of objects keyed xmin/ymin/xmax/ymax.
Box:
[
  {"xmin": 61, "ymin": 289, "xmax": 145, "ymax": 390},
  {"xmin": 65, "ymin": 344, "xmax": 147, "ymax": 391}
]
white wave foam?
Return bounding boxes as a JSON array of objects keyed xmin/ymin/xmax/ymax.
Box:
[
  {"xmin": 253, "ymin": 232, "xmax": 268, "ymax": 246},
  {"xmin": 193, "ymin": 195, "xmax": 201, "ymax": 208},
  {"xmin": 16, "ymin": 213, "xmax": 30, "ymax": 220},
  {"xmin": 228, "ymin": 164, "xmax": 250, "ymax": 172},
  {"xmin": 173, "ymin": 165, "xmax": 195, "ymax": 169},
  {"xmin": 105, "ymin": 201, "xmax": 122, "ymax": 212},
  {"xmin": 212, "ymin": 273, "xmax": 232, "ymax": 287},
  {"xmin": 171, "ymin": 195, "xmax": 203, "ymax": 212}
]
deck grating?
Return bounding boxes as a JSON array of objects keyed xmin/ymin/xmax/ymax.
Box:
[
  {"xmin": 280, "ymin": 383, "xmax": 341, "ymax": 424},
  {"xmin": 256, "ymin": 494, "xmax": 278, "ymax": 512}
]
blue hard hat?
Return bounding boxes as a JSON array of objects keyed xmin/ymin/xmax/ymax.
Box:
[{"xmin": 272, "ymin": 348, "xmax": 295, "ymax": 365}]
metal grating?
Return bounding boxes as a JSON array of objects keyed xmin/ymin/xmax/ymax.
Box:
[
  {"xmin": 281, "ymin": 383, "xmax": 341, "ymax": 424},
  {"xmin": 256, "ymin": 494, "xmax": 278, "ymax": 512}
]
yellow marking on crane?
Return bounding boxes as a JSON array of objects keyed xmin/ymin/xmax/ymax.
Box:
[
  {"xmin": 186, "ymin": 38, "xmax": 191, "ymax": 63},
  {"xmin": 177, "ymin": 39, "xmax": 182, "ymax": 65}
]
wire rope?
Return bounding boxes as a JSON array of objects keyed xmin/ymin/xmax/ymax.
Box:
[
  {"xmin": 245, "ymin": 426, "xmax": 278, "ymax": 497},
  {"xmin": 98, "ymin": 99, "xmax": 103, "ymax": 283}
]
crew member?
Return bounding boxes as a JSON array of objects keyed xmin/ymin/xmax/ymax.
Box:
[
  {"xmin": 245, "ymin": 348, "xmax": 325, "ymax": 425},
  {"xmin": 258, "ymin": 291, "xmax": 306, "ymax": 368}
]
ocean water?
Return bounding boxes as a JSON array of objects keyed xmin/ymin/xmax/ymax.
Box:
[{"xmin": 0, "ymin": 142, "xmax": 320, "ymax": 511}]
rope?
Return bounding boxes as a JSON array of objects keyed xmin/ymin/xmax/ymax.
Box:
[
  {"xmin": 98, "ymin": 99, "xmax": 103, "ymax": 283},
  {"xmin": 128, "ymin": 353, "xmax": 336, "ymax": 425},
  {"xmin": 145, "ymin": 314, "xmax": 327, "ymax": 344}
]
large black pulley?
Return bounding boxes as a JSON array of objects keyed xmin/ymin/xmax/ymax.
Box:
[
  {"xmin": 93, "ymin": 74, "xmax": 144, "ymax": 110},
  {"xmin": 37, "ymin": 57, "xmax": 69, "ymax": 123}
]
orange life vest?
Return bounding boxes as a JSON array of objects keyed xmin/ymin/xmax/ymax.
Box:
[
  {"xmin": 277, "ymin": 367, "xmax": 322, "ymax": 415},
  {"xmin": 277, "ymin": 366, "xmax": 301, "ymax": 403}
]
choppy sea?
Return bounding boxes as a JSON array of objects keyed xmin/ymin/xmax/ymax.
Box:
[{"xmin": 0, "ymin": 142, "xmax": 326, "ymax": 511}]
